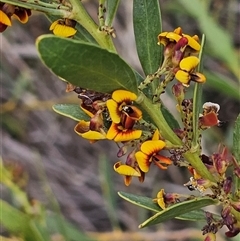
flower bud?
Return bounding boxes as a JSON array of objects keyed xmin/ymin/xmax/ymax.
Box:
[
  {"xmin": 221, "ymin": 205, "xmax": 231, "ymax": 219},
  {"xmin": 117, "ymin": 145, "xmax": 128, "ymax": 157},
  {"xmin": 231, "ymin": 201, "xmax": 240, "ymax": 212},
  {"xmin": 172, "ymin": 37, "xmax": 188, "ymax": 66},
  {"xmin": 172, "ymin": 83, "xmax": 185, "ymax": 99},
  {"xmin": 223, "ymin": 176, "xmax": 232, "ymax": 195}
]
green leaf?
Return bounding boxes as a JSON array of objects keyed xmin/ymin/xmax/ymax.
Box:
[
  {"xmin": 118, "ymin": 191, "xmax": 217, "ymax": 222},
  {"xmin": 161, "ymin": 105, "xmax": 180, "ymax": 130},
  {"xmin": 53, "ymin": 104, "xmax": 89, "ymax": 121},
  {"xmin": 233, "ymin": 114, "xmax": 240, "ymax": 193},
  {"xmin": 105, "ymin": 0, "xmax": 121, "ymax": 27},
  {"xmin": 139, "ymin": 197, "xmax": 217, "ymax": 228},
  {"xmin": 45, "ymin": 213, "xmax": 96, "ymax": 241},
  {"xmin": 0, "ymin": 200, "xmax": 46, "ymax": 241},
  {"xmin": 233, "ymin": 114, "xmax": 240, "ymax": 161},
  {"xmin": 36, "ymin": 35, "xmax": 138, "ymax": 94},
  {"xmin": 205, "ymin": 71, "xmax": 240, "ymax": 101},
  {"xmin": 133, "ymin": 0, "xmax": 162, "ymax": 76}
]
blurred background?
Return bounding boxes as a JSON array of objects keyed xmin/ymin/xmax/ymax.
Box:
[{"xmin": 1, "ymin": 0, "xmax": 239, "ymax": 240}]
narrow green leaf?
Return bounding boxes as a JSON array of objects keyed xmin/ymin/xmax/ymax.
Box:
[
  {"xmin": 205, "ymin": 71, "xmax": 240, "ymax": 101},
  {"xmin": 133, "ymin": 0, "xmax": 162, "ymax": 76},
  {"xmin": 0, "ymin": 200, "xmax": 45, "ymax": 241},
  {"xmin": 105, "ymin": 0, "xmax": 120, "ymax": 27},
  {"xmin": 118, "ymin": 191, "xmax": 161, "ymax": 212},
  {"xmin": 161, "ymin": 105, "xmax": 180, "ymax": 130},
  {"xmin": 118, "ymin": 191, "xmax": 218, "ymax": 222},
  {"xmin": 192, "ymin": 34, "xmax": 205, "ymax": 149},
  {"xmin": 139, "ymin": 197, "xmax": 217, "ymax": 228},
  {"xmin": 36, "ymin": 35, "xmax": 138, "ymax": 94},
  {"xmin": 233, "ymin": 114, "xmax": 240, "ymax": 161},
  {"xmin": 53, "ymin": 104, "xmax": 89, "ymax": 121},
  {"xmin": 233, "ymin": 114, "xmax": 240, "ymax": 193},
  {"xmin": 45, "ymin": 213, "xmax": 96, "ymax": 241}
]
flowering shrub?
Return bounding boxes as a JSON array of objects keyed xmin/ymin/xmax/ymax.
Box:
[{"xmin": 1, "ymin": 0, "xmax": 239, "ymax": 240}]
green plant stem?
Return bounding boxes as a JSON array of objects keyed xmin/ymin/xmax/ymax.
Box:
[
  {"xmin": 1, "ymin": 0, "xmax": 70, "ymax": 16},
  {"xmin": 68, "ymin": 0, "xmax": 116, "ymax": 52},
  {"xmin": 137, "ymin": 92, "xmax": 182, "ymax": 145},
  {"xmin": 192, "ymin": 34, "xmax": 206, "ymax": 151},
  {"xmin": 137, "ymin": 93, "xmax": 216, "ymax": 182}
]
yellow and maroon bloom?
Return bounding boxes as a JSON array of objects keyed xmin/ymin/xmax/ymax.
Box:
[
  {"xmin": 50, "ymin": 19, "xmax": 77, "ymax": 37},
  {"xmin": 106, "ymin": 122, "xmax": 142, "ymax": 142},
  {"xmin": 0, "ymin": 3, "xmax": 31, "ymax": 32},
  {"xmin": 175, "ymin": 56, "xmax": 206, "ymax": 87},
  {"xmin": 74, "ymin": 110, "xmax": 107, "ymax": 142},
  {"xmin": 199, "ymin": 102, "xmax": 220, "ymax": 128},
  {"xmin": 113, "ymin": 149, "xmax": 144, "ymax": 186},
  {"xmin": 74, "ymin": 120, "xmax": 106, "ymax": 142},
  {"xmin": 106, "ymin": 90, "xmax": 142, "ymax": 128},
  {"xmin": 153, "ymin": 189, "xmax": 181, "ymax": 209},
  {"xmin": 135, "ymin": 140, "xmax": 172, "ymax": 173},
  {"xmin": 158, "ymin": 27, "xmax": 200, "ymax": 57}
]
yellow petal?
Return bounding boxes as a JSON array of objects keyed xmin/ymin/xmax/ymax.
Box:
[
  {"xmin": 175, "ymin": 70, "xmax": 190, "ymax": 86},
  {"xmin": 112, "ymin": 90, "xmax": 137, "ymax": 103},
  {"xmin": 156, "ymin": 189, "xmax": 166, "ymax": 209},
  {"xmin": 106, "ymin": 99, "xmax": 121, "ymax": 123},
  {"xmin": 179, "ymin": 56, "xmax": 199, "ymax": 72},
  {"xmin": 106, "ymin": 122, "xmax": 119, "ymax": 140},
  {"xmin": 152, "ymin": 129, "xmax": 160, "ymax": 140},
  {"xmin": 173, "ymin": 27, "xmax": 182, "ymax": 35},
  {"xmin": 140, "ymin": 140, "xmax": 166, "ymax": 155},
  {"xmin": 166, "ymin": 32, "xmax": 181, "ymax": 42},
  {"xmin": 157, "ymin": 32, "xmax": 168, "ymax": 45},
  {"xmin": 81, "ymin": 130, "xmax": 106, "ymax": 140},
  {"xmin": 113, "ymin": 161, "xmax": 141, "ymax": 177},
  {"xmin": 135, "ymin": 151, "xmax": 150, "ymax": 173},
  {"xmin": 114, "ymin": 129, "xmax": 142, "ymax": 142},
  {"xmin": 52, "ymin": 23, "xmax": 77, "ymax": 37},
  {"xmin": 49, "ymin": 20, "xmax": 58, "ymax": 30},
  {"xmin": 0, "ymin": 10, "xmax": 12, "ymax": 26},
  {"xmin": 183, "ymin": 34, "xmax": 200, "ymax": 51}
]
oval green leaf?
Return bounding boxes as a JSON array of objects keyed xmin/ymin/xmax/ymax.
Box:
[
  {"xmin": 118, "ymin": 191, "xmax": 218, "ymax": 222},
  {"xmin": 53, "ymin": 104, "xmax": 89, "ymax": 121},
  {"xmin": 36, "ymin": 35, "xmax": 138, "ymax": 94},
  {"xmin": 133, "ymin": 0, "xmax": 162, "ymax": 76},
  {"xmin": 139, "ymin": 196, "xmax": 217, "ymax": 228}
]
